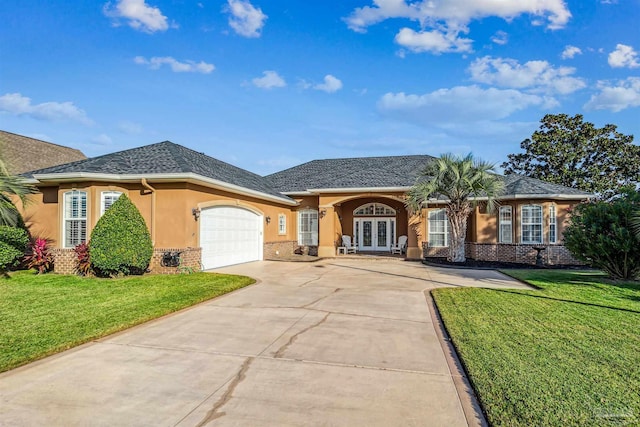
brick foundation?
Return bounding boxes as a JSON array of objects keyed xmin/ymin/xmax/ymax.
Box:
[
  {"xmin": 424, "ymin": 242, "xmax": 582, "ymax": 265},
  {"xmin": 51, "ymin": 247, "xmax": 202, "ymax": 275},
  {"xmin": 264, "ymin": 240, "xmax": 298, "ymax": 260}
]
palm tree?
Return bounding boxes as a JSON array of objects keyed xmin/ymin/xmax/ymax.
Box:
[
  {"xmin": 406, "ymin": 153, "xmax": 504, "ymax": 263},
  {"xmin": 0, "ymin": 157, "xmax": 38, "ymax": 227}
]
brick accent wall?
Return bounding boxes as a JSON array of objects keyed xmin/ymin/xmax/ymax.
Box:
[
  {"xmin": 51, "ymin": 247, "xmax": 202, "ymax": 275},
  {"xmin": 264, "ymin": 240, "xmax": 298, "ymax": 260},
  {"xmin": 149, "ymin": 247, "xmax": 202, "ymax": 274},
  {"xmin": 424, "ymin": 242, "xmax": 582, "ymax": 265}
]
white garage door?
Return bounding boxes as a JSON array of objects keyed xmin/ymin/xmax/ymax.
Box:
[{"xmin": 200, "ymin": 206, "xmax": 263, "ymax": 270}]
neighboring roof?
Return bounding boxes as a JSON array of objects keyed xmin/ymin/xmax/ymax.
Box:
[
  {"xmin": 26, "ymin": 141, "xmax": 296, "ymax": 205},
  {"xmin": 0, "ymin": 130, "xmax": 86, "ymax": 174},
  {"xmin": 501, "ymin": 174, "xmax": 591, "ymax": 198},
  {"xmin": 266, "ymin": 154, "xmax": 437, "ymax": 193}
]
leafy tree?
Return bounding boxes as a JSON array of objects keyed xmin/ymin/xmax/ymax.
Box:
[
  {"xmin": 407, "ymin": 153, "xmax": 504, "ymax": 263},
  {"xmin": 502, "ymin": 114, "xmax": 639, "ymax": 197},
  {"xmin": 0, "ymin": 226, "xmax": 29, "ymax": 273},
  {"xmin": 0, "ymin": 157, "xmax": 38, "ymax": 227},
  {"xmin": 89, "ymin": 194, "xmax": 152, "ymax": 277},
  {"xmin": 564, "ymin": 189, "xmax": 640, "ymax": 280}
]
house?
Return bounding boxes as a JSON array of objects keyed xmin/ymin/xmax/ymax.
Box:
[
  {"xmin": 21, "ymin": 141, "xmax": 590, "ymax": 274},
  {"xmin": 0, "ymin": 130, "xmax": 86, "ymax": 174}
]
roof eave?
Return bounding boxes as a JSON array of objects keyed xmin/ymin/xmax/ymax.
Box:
[
  {"xmin": 304, "ymin": 186, "xmax": 411, "ymax": 193},
  {"xmin": 31, "ymin": 172, "xmax": 298, "ymax": 206}
]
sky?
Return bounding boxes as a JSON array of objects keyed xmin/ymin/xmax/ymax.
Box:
[{"xmin": 1, "ymin": 0, "xmax": 639, "ymax": 175}]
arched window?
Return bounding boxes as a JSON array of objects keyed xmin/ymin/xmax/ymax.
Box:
[
  {"xmin": 353, "ymin": 203, "xmax": 396, "ymax": 216},
  {"xmin": 101, "ymin": 191, "xmax": 122, "ymax": 216},
  {"xmin": 63, "ymin": 190, "xmax": 87, "ymax": 248}
]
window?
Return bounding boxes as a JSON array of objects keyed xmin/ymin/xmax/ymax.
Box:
[
  {"xmin": 278, "ymin": 214, "xmax": 286, "ymax": 235},
  {"xmin": 298, "ymin": 209, "xmax": 318, "ymax": 245},
  {"xmin": 521, "ymin": 205, "xmax": 543, "ymax": 244},
  {"xmin": 499, "ymin": 206, "xmax": 513, "ymax": 243},
  {"xmin": 63, "ymin": 190, "xmax": 87, "ymax": 248},
  {"xmin": 354, "ymin": 203, "xmax": 396, "ymax": 216},
  {"xmin": 549, "ymin": 204, "xmax": 557, "ymax": 243},
  {"xmin": 101, "ymin": 191, "xmax": 122, "ymax": 216},
  {"xmin": 428, "ymin": 209, "xmax": 448, "ymax": 247}
]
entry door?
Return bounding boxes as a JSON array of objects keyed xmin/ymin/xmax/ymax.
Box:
[{"xmin": 355, "ymin": 218, "xmax": 394, "ymax": 251}]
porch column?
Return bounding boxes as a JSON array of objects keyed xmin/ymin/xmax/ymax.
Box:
[
  {"xmin": 318, "ymin": 205, "xmax": 337, "ymax": 257},
  {"xmin": 406, "ymin": 211, "xmax": 423, "ymax": 260}
]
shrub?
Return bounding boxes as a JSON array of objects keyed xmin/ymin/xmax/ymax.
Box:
[
  {"xmin": 564, "ymin": 189, "xmax": 640, "ymax": 280},
  {"xmin": 24, "ymin": 238, "xmax": 54, "ymax": 274},
  {"xmin": 0, "ymin": 226, "xmax": 29, "ymax": 272},
  {"xmin": 74, "ymin": 242, "xmax": 92, "ymax": 276},
  {"xmin": 89, "ymin": 194, "xmax": 152, "ymax": 277}
]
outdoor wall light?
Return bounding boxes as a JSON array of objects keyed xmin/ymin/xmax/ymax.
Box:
[
  {"xmin": 265, "ymin": 216, "xmax": 271, "ymax": 224},
  {"xmin": 319, "ymin": 209, "xmax": 327, "ymax": 219},
  {"xmin": 192, "ymin": 207, "xmax": 201, "ymax": 220}
]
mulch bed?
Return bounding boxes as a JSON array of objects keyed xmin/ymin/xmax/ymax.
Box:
[{"xmin": 423, "ymin": 257, "xmax": 589, "ymax": 270}]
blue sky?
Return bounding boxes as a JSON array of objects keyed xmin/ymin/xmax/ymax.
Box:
[{"xmin": 1, "ymin": 0, "xmax": 639, "ymax": 174}]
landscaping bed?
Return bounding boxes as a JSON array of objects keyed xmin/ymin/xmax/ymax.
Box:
[
  {"xmin": 0, "ymin": 271, "xmax": 254, "ymax": 373},
  {"xmin": 432, "ymin": 269, "xmax": 640, "ymax": 426},
  {"xmin": 424, "ymin": 256, "xmax": 587, "ymax": 270}
]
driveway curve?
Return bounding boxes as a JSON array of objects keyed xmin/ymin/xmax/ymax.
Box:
[{"xmin": 0, "ymin": 259, "xmax": 528, "ymax": 426}]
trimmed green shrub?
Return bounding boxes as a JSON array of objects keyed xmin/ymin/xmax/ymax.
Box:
[
  {"xmin": 89, "ymin": 194, "xmax": 152, "ymax": 277},
  {"xmin": 564, "ymin": 189, "xmax": 640, "ymax": 280},
  {"xmin": 0, "ymin": 226, "xmax": 29, "ymax": 272}
]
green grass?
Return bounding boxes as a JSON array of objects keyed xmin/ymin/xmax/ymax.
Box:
[
  {"xmin": 0, "ymin": 271, "xmax": 254, "ymax": 373},
  {"xmin": 433, "ymin": 269, "xmax": 640, "ymax": 426}
]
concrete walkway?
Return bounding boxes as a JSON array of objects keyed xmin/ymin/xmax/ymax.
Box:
[{"xmin": 0, "ymin": 259, "xmax": 529, "ymax": 427}]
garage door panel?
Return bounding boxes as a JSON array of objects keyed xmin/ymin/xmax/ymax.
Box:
[{"xmin": 200, "ymin": 207, "xmax": 262, "ymax": 270}]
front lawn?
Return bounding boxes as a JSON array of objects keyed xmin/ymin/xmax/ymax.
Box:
[
  {"xmin": 0, "ymin": 271, "xmax": 254, "ymax": 373},
  {"xmin": 433, "ymin": 270, "xmax": 640, "ymax": 426}
]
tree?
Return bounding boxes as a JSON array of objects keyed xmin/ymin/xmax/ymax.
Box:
[
  {"xmin": 564, "ymin": 189, "xmax": 640, "ymax": 280},
  {"xmin": 89, "ymin": 194, "xmax": 153, "ymax": 276},
  {"xmin": 0, "ymin": 157, "xmax": 37, "ymax": 227},
  {"xmin": 406, "ymin": 153, "xmax": 504, "ymax": 263},
  {"xmin": 502, "ymin": 114, "xmax": 639, "ymax": 197}
]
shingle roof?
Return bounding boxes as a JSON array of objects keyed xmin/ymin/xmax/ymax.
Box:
[
  {"xmin": 26, "ymin": 141, "xmax": 294, "ymax": 203},
  {"xmin": 502, "ymin": 174, "xmax": 591, "ymax": 197},
  {"xmin": 266, "ymin": 154, "xmax": 437, "ymax": 192},
  {"xmin": 0, "ymin": 130, "xmax": 86, "ymax": 174}
]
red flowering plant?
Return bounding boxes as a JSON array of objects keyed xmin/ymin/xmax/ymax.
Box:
[
  {"xmin": 74, "ymin": 242, "xmax": 92, "ymax": 276},
  {"xmin": 24, "ymin": 237, "xmax": 54, "ymax": 274}
]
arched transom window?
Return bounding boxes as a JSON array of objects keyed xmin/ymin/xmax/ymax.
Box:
[{"xmin": 354, "ymin": 203, "xmax": 396, "ymax": 216}]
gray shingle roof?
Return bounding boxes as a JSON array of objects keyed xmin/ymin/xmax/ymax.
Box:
[
  {"xmin": 502, "ymin": 174, "xmax": 591, "ymax": 196},
  {"xmin": 26, "ymin": 141, "xmax": 294, "ymax": 203},
  {"xmin": 266, "ymin": 155, "xmax": 437, "ymax": 192},
  {"xmin": 1, "ymin": 130, "xmax": 86, "ymax": 174}
]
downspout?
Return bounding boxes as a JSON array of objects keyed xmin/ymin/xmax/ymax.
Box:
[{"xmin": 141, "ymin": 178, "xmax": 156, "ymax": 245}]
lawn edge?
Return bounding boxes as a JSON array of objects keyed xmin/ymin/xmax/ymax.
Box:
[
  {"xmin": 424, "ymin": 289, "xmax": 488, "ymax": 427},
  {"xmin": 0, "ymin": 275, "xmax": 258, "ymax": 376}
]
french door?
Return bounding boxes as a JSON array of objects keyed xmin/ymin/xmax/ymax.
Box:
[{"xmin": 354, "ymin": 218, "xmax": 395, "ymax": 251}]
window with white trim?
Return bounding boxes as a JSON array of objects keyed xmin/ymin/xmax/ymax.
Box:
[
  {"xmin": 354, "ymin": 203, "xmax": 396, "ymax": 216},
  {"xmin": 549, "ymin": 204, "xmax": 557, "ymax": 243},
  {"xmin": 298, "ymin": 209, "xmax": 318, "ymax": 245},
  {"xmin": 428, "ymin": 209, "xmax": 448, "ymax": 247},
  {"xmin": 521, "ymin": 205, "xmax": 543, "ymax": 244},
  {"xmin": 278, "ymin": 214, "xmax": 286, "ymax": 235},
  {"xmin": 63, "ymin": 190, "xmax": 87, "ymax": 248},
  {"xmin": 499, "ymin": 206, "xmax": 513, "ymax": 243},
  {"xmin": 101, "ymin": 191, "xmax": 122, "ymax": 216}
]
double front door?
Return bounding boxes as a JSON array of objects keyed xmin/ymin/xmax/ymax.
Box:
[{"xmin": 354, "ymin": 218, "xmax": 395, "ymax": 251}]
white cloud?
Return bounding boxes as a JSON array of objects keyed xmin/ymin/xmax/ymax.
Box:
[
  {"xmin": 378, "ymin": 86, "xmax": 550, "ymax": 125},
  {"xmin": 117, "ymin": 120, "xmax": 143, "ymax": 134},
  {"xmin": 395, "ymin": 27, "xmax": 473, "ymax": 54},
  {"xmin": 584, "ymin": 77, "xmax": 640, "ymax": 112},
  {"xmin": 252, "ymin": 71, "xmax": 286, "ymax": 89},
  {"xmin": 0, "ymin": 93, "xmax": 92, "ymax": 125},
  {"xmin": 134, "ymin": 56, "xmax": 215, "ymax": 73},
  {"xmin": 608, "ymin": 44, "xmax": 640, "ymax": 68},
  {"xmin": 468, "ymin": 56, "xmax": 586, "ymax": 95},
  {"xmin": 103, "ymin": 0, "xmax": 171, "ymax": 33},
  {"xmin": 561, "ymin": 45, "xmax": 582, "ymax": 59},
  {"xmin": 91, "ymin": 134, "xmax": 113, "ymax": 145},
  {"xmin": 225, "ymin": 0, "xmax": 267, "ymax": 38},
  {"xmin": 491, "ymin": 30, "xmax": 508, "ymax": 45},
  {"xmin": 314, "ymin": 75, "xmax": 343, "ymax": 93},
  {"xmin": 345, "ymin": 0, "xmax": 571, "ymax": 33}
]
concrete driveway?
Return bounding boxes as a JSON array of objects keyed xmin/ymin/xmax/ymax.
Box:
[{"xmin": 0, "ymin": 259, "xmax": 529, "ymax": 427}]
